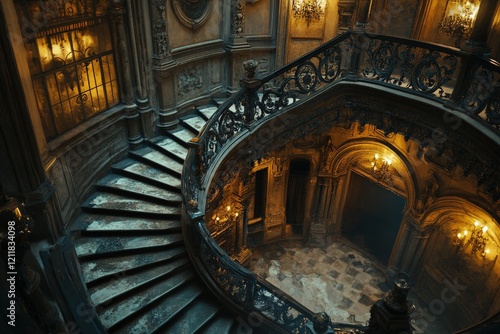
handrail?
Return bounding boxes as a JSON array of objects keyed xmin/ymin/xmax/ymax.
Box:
[{"xmin": 181, "ymin": 30, "xmax": 500, "ymax": 333}]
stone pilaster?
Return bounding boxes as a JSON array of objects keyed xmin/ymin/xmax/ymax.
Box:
[
  {"xmin": 110, "ymin": 0, "xmax": 142, "ymax": 147},
  {"xmin": 227, "ymin": 0, "xmax": 252, "ymax": 93}
]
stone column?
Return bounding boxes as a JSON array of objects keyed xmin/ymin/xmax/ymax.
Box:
[
  {"xmin": 110, "ymin": 0, "xmax": 142, "ymax": 147},
  {"xmin": 127, "ymin": 0, "xmax": 155, "ymax": 139},
  {"xmin": 463, "ymin": 0, "xmax": 498, "ymax": 53},
  {"xmin": 227, "ymin": 0, "xmax": 252, "ymax": 93},
  {"xmin": 354, "ymin": 0, "xmax": 373, "ymax": 30},
  {"xmin": 150, "ymin": 0, "xmax": 179, "ymax": 132},
  {"xmin": 399, "ymin": 222, "xmax": 431, "ymax": 276},
  {"xmin": 387, "ymin": 218, "xmax": 412, "ymax": 273}
]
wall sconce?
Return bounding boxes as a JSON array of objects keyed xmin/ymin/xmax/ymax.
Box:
[
  {"xmin": 292, "ymin": 0, "xmax": 326, "ymax": 26},
  {"xmin": 370, "ymin": 153, "xmax": 392, "ymax": 183},
  {"xmin": 214, "ymin": 205, "xmax": 240, "ymax": 225},
  {"xmin": 454, "ymin": 221, "xmax": 490, "ymax": 258},
  {"xmin": 439, "ymin": 0, "xmax": 480, "ymax": 44}
]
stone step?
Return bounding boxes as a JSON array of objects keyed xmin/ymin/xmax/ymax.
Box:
[
  {"xmin": 75, "ymin": 215, "xmax": 181, "ymax": 234},
  {"xmin": 101, "ymin": 272, "xmax": 201, "ymax": 331},
  {"xmin": 180, "ymin": 114, "xmax": 208, "ymax": 134},
  {"xmin": 110, "ymin": 281, "xmax": 207, "ymax": 334},
  {"xmin": 157, "ymin": 294, "xmax": 220, "ymax": 333},
  {"xmin": 96, "ymin": 174, "xmax": 182, "ymax": 205},
  {"xmin": 75, "ymin": 233, "xmax": 184, "ymax": 258},
  {"xmin": 148, "ymin": 136, "xmax": 188, "ymax": 163},
  {"xmin": 80, "ymin": 246, "xmax": 187, "ymax": 285},
  {"xmin": 198, "ymin": 312, "xmax": 238, "ymax": 334},
  {"xmin": 129, "ymin": 146, "xmax": 183, "ymax": 177},
  {"xmin": 112, "ymin": 159, "xmax": 181, "ymax": 192},
  {"xmin": 196, "ymin": 104, "xmax": 218, "ymax": 121},
  {"xmin": 89, "ymin": 257, "xmax": 192, "ymax": 306},
  {"xmin": 167, "ymin": 126, "xmax": 197, "ymax": 145},
  {"xmin": 213, "ymin": 97, "xmax": 226, "ymax": 106},
  {"xmin": 81, "ymin": 192, "xmax": 180, "ymax": 219}
]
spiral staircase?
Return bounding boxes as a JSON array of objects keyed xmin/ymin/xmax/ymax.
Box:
[{"xmin": 69, "ymin": 100, "xmax": 244, "ymax": 333}]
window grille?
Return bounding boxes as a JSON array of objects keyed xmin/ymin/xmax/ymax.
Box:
[{"xmin": 16, "ymin": 0, "xmax": 119, "ymax": 140}]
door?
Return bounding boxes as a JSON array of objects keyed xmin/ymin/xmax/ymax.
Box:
[
  {"xmin": 341, "ymin": 172, "xmax": 406, "ymax": 265},
  {"xmin": 286, "ymin": 159, "xmax": 311, "ymax": 234}
]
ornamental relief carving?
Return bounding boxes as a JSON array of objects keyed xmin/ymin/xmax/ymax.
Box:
[
  {"xmin": 172, "ymin": 0, "xmax": 213, "ymax": 29},
  {"xmin": 177, "ymin": 65, "xmax": 204, "ymax": 97}
]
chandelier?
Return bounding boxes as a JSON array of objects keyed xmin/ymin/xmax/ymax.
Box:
[
  {"xmin": 292, "ymin": 0, "xmax": 326, "ymax": 27},
  {"xmin": 439, "ymin": 0, "xmax": 480, "ymax": 38},
  {"xmin": 370, "ymin": 153, "xmax": 392, "ymax": 184},
  {"xmin": 454, "ymin": 221, "xmax": 490, "ymax": 258}
]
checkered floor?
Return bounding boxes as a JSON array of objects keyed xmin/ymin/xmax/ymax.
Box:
[{"xmin": 246, "ymin": 238, "xmax": 450, "ymax": 333}]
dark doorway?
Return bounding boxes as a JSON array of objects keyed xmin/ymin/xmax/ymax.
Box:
[
  {"xmin": 341, "ymin": 172, "xmax": 406, "ymax": 265},
  {"xmin": 286, "ymin": 159, "xmax": 310, "ymax": 234}
]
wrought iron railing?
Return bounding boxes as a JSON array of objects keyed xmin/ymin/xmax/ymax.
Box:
[{"xmin": 182, "ymin": 30, "xmax": 500, "ymax": 333}]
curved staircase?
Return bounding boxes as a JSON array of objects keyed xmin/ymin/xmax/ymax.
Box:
[{"xmin": 69, "ymin": 100, "xmax": 244, "ymax": 333}]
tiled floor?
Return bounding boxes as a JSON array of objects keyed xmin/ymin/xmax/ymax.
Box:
[{"xmin": 246, "ymin": 238, "xmax": 449, "ymax": 333}]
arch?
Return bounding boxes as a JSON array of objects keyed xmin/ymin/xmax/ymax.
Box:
[
  {"xmin": 329, "ymin": 138, "xmax": 418, "ymax": 210},
  {"xmin": 421, "ymin": 196, "xmax": 500, "ymax": 247}
]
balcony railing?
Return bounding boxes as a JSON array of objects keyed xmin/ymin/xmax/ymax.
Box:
[{"xmin": 182, "ymin": 31, "xmax": 500, "ymax": 333}]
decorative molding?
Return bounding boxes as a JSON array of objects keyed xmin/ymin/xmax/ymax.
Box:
[
  {"xmin": 172, "ymin": 0, "xmax": 213, "ymax": 29},
  {"xmin": 231, "ymin": 0, "xmax": 246, "ymax": 38},
  {"xmin": 177, "ymin": 65, "xmax": 204, "ymax": 97},
  {"xmin": 153, "ymin": 0, "xmax": 170, "ymax": 59}
]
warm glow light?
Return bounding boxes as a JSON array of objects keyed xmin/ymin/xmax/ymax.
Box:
[
  {"xmin": 474, "ymin": 221, "xmax": 479, "ymax": 227},
  {"xmin": 464, "ymin": 230, "xmax": 468, "ymax": 236},
  {"xmin": 457, "ymin": 233, "xmax": 463, "ymax": 239},
  {"xmin": 485, "ymin": 249, "xmax": 491, "ymax": 254},
  {"xmin": 235, "ymin": 213, "xmax": 239, "ymax": 218},
  {"xmin": 374, "ymin": 153, "xmax": 379, "ymax": 160},
  {"xmin": 482, "ymin": 226, "xmax": 488, "ymax": 233},
  {"xmin": 227, "ymin": 205, "xmax": 231, "ymax": 211},
  {"xmin": 216, "ymin": 216, "xmax": 220, "ymax": 221}
]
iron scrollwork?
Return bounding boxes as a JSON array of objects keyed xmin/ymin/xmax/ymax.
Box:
[
  {"xmin": 361, "ymin": 38, "xmax": 458, "ymax": 99},
  {"xmin": 172, "ymin": 0, "xmax": 213, "ymax": 29}
]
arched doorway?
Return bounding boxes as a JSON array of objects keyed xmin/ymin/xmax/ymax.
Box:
[
  {"xmin": 286, "ymin": 158, "xmax": 311, "ymax": 235},
  {"xmin": 341, "ymin": 172, "xmax": 406, "ymax": 265}
]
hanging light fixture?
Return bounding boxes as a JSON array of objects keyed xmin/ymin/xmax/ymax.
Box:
[
  {"xmin": 439, "ymin": 0, "xmax": 480, "ymax": 39},
  {"xmin": 292, "ymin": 0, "xmax": 326, "ymax": 27}
]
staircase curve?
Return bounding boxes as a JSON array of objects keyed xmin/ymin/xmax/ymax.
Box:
[{"xmin": 70, "ymin": 99, "xmax": 242, "ymax": 334}]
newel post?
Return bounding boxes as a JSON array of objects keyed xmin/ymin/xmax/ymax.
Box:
[{"xmin": 240, "ymin": 59, "xmax": 261, "ymax": 126}]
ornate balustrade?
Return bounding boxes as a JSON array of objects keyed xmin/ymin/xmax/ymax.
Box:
[{"xmin": 181, "ymin": 31, "xmax": 500, "ymax": 333}]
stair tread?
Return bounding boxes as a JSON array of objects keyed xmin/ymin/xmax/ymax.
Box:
[
  {"xmin": 97, "ymin": 174, "xmax": 182, "ymax": 202},
  {"xmin": 129, "ymin": 146, "xmax": 183, "ymax": 175},
  {"xmin": 168, "ymin": 127, "xmax": 197, "ymax": 144},
  {"xmin": 112, "ymin": 281, "xmax": 208, "ymax": 334},
  {"xmin": 75, "ymin": 233, "xmax": 184, "ymax": 257},
  {"xmin": 149, "ymin": 137, "xmax": 188, "ymax": 161},
  {"xmin": 82, "ymin": 192, "xmax": 180, "ymax": 216},
  {"xmin": 89, "ymin": 257, "xmax": 191, "ymax": 306},
  {"xmin": 100, "ymin": 271, "xmax": 201, "ymax": 329},
  {"xmin": 77, "ymin": 215, "xmax": 181, "ymax": 233},
  {"xmin": 196, "ymin": 104, "xmax": 218, "ymax": 120},
  {"xmin": 198, "ymin": 313, "xmax": 238, "ymax": 334},
  {"xmin": 158, "ymin": 295, "xmax": 220, "ymax": 334},
  {"xmin": 80, "ymin": 246, "xmax": 186, "ymax": 284},
  {"xmin": 181, "ymin": 115, "xmax": 207, "ymax": 133},
  {"xmin": 112, "ymin": 159, "xmax": 182, "ymax": 189}
]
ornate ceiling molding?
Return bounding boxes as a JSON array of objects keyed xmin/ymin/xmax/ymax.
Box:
[{"xmin": 172, "ymin": 0, "xmax": 213, "ymax": 29}]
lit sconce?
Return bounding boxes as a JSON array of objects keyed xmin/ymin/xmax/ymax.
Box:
[
  {"xmin": 454, "ymin": 220, "xmax": 491, "ymax": 258},
  {"xmin": 439, "ymin": 0, "xmax": 480, "ymax": 44},
  {"xmin": 292, "ymin": 0, "xmax": 326, "ymax": 26},
  {"xmin": 370, "ymin": 153, "xmax": 392, "ymax": 183},
  {"xmin": 214, "ymin": 205, "xmax": 240, "ymax": 225}
]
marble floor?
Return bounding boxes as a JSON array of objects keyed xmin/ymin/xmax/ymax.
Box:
[{"xmin": 246, "ymin": 238, "xmax": 449, "ymax": 333}]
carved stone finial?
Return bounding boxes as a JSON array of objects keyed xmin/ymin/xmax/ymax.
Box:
[{"xmin": 243, "ymin": 59, "xmax": 258, "ymax": 79}]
